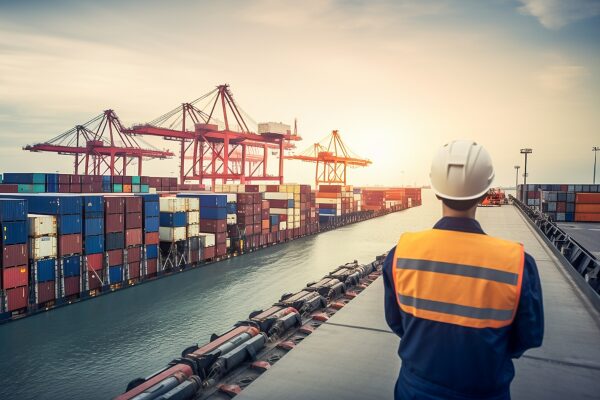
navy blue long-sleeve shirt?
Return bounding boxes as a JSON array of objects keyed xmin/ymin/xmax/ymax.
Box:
[{"xmin": 383, "ymin": 217, "xmax": 544, "ymax": 400}]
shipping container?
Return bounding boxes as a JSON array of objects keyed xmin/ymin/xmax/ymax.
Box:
[
  {"xmin": 28, "ymin": 214, "xmax": 57, "ymax": 237},
  {"xmin": 84, "ymin": 234, "xmax": 104, "ymax": 254},
  {"xmin": 144, "ymin": 216, "xmax": 159, "ymax": 232},
  {"xmin": 85, "ymin": 253, "xmax": 103, "ymax": 271},
  {"xmin": 5, "ymin": 285, "xmax": 28, "ymax": 311},
  {"xmin": 62, "ymin": 255, "xmax": 81, "ymax": 277},
  {"xmin": 159, "ymin": 212, "xmax": 187, "ymax": 227},
  {"xmin": 57, "ymin": 213, "xmax": 82, "ymax": 235},
  {"xmin": 88, "ymin": 271, "xmax": 102, "ymax": 290},
  {"xmin": 34, "ymin": 258, "xmax": 56, "ymax": 282},
  {"xmin": 2, "ymin": 265, "xmax": 28, "ymax": 289},
  {"xmin": 147, "ymin": 258, "xmax": 158, "ymax": 275},
  {"xmin": 199, "ymin": 219, "xmax": 226, "ymax": 233},
  {"xmin": 107, "ymin": 249, "xmax": 123, "ymax": 266},
  {"xmin": 146, "ymin": 244, "xmax": 158, "ymax": 259},
  {"xmin": 2, "ymin": 243, "xmax": 27, "ymax": 267},
  {"xmin": 109, "ymin": 266, "xmax": 123, "ymax": 283},
  {"xmin": 0, "ymin": 199, "xmax": 27, "ymax": 222},
  {"xmin": 1, "ymin": 221, "xmax": 27, "ymax": 245},
  {"xmin": 36, "ymin": 281, "xmax": 55, "ymax": 304},
  {"xmin": 144, "ymin": 231, "xmax": 159, "ymax": 245},
  {"xmin": 83, "ymin": 216, "xmax": 104, "ymax": 236},
  {"xmin": 105, "ymin": 213, "xmax": 124, "ymax": 233},
  {"xmin": 105, "ymin": 197, "xmax": 125, "ymax": 214},
  {"xmin": 58, "ymin": 234, "xmax": 82, "ymax": 256},
  {"xmin": 199, "ymin": 207, "xmax": 227, "ymax": 220},
  {"xmin": 159, "ymin": 227, "xmax": 187, "ymax": 242},
  {"xmin": 125, "ymin": 197, "xmax": 143, "ymax": 213},
  {"xmin": 128, "ymin": 262, "xmax": 141, "ymax": 279},
  {"xmin": 29, "ymin": 235, "xmax": 57, "ymax": 260},
  {"xmin": 126, "ymin": 212, "xmax": 142, "ymax": 229},
  {"xmin": 143, "ymin": 201, "xmax": 160, "ymax": 217},
  {"xmin": 64, "ymin": 276, "xmax": 80, "ymax": 296},
  {"xmin": 159, "ymin": 197, "xmax": 187, "ymax": 213},
  {"xmin": 127, "ymin": 246, "xmax": 142, "ymax": 263},
  {"xmin": 125, "ymin": 228, "xmax": 143, "ymax": 247},
  {"xmin": 198, "ymin": 233, "xmax": 216, "ymax": 247},
  {"xmin": 187, "ymin": 211, "xmax": 200, "ymax": 224},
  {"xmin": 187, "ymin": 224, "xmax": 200, "ymax": 237}
]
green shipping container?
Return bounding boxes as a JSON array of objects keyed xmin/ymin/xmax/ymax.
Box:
[
  {"xmin": 141, "ymin": 184, "xmax": 149, "ymax": 193},
  {"xmin": 32, "ymin": 173, "xmax": 46, "ymax": 184},
  {"xmin": 18, "ymin": 184, "xmax": 33, "ymax": 193},
  {"xmin": 132, "ymin": 176, "xmax": 141, "ymax": 185},
  {"xmin": 33, "ymin": 183, "xmax": 46, "ymax": 192},
  {"xmin": 113, "ymin": 183, "xmax": 123, "ymax": 193},
  {"xmin": 132, "ymin": 184, "xmax": 141, "ymax": 193}
]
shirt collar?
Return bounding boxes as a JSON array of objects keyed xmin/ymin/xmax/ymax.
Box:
[{"xmin": 433, "ymin": 216, "xmax": 485, "ymax": 235}]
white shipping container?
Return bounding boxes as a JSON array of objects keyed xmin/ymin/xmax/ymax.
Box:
[
  {"xmin": 187, "ymin": 223, "xmax": 200, "ymax": 237},
  {"xmin": 198, "ymin": 233, "xmax": 216, "ymax": 247},
  {"xmin": 159, "ymin": 226, "xmax": 187, "ymax": 242},
  {"xmin": 226, "ymin": 193, "xmax": 237, "ymax": 203},
  {"xmin": 270, "ymin": 208, "xmax": 288, "ymax": 215},
  {"xmin": 160, "ymin": 197, "xmax": 188, "ymax": 212},
  {"xmin": 227, "ymin": 214, "xmax": 237, "ymax": 225},
  {"xmin": 226, "ymin": 238, "xmax": 231, "ymax": 248},
  {"xmin": 30, "ymin": 236, "xmax": 57, "ymax": 260},
  {"xmin": 28, "ymin": 214, "xmax": 57, "ymax": 237},
  {"xmin": 316, "ymin": 198, "xmax": 342, "ymax": 205},
  {"xmin": 293, "ymin": 221, "xmax": 300, "ymax": 229},
  {"xmin": 264, "ymin": 192, "xmax": 293, "ymax": 200},
  {"xmin": 279, "ymin": 221, "xmax": 287, "ymax": 231},
  {"xmin": 187, "ymin": 198, "xmax": 200, "ymax": 211},
  {"xmin": 187, "ymin": 211, "xmax": 200, "ymax": 224},
  {"xmin": 258, "ymin": 122, "xmax": 291, "ymax": 135}
]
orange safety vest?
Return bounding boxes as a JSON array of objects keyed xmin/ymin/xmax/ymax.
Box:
[{"xmin": 392, "ymin": 229, "xmax": 524, "ymax": 329}]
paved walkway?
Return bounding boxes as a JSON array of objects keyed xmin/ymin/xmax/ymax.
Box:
[{"xmin": 237, "ymin": 206, "xmax": 600, "ymax": 399}]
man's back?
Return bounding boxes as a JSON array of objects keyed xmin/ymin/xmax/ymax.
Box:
[{"xmin": 383, "ymin": 217, "xmax": 544, "ymax": 400}]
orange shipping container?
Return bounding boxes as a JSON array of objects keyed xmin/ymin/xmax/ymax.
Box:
[
  {"xmin": 575, "ymin": 204, "xmax": 600, "ymax": 213},
  {"xmin": 574, "ymin": 213, "xmax": 600, "ymax": 222},
  {"xmin": 576, "ymin": 193, "xmax": 600, "ymax": 204}
]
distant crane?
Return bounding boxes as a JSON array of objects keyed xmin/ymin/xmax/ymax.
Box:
[
  {"xmin": 286, "ymin": 130, "xmax": 371, "ymax": 187},
  {"xmin": 24, "ymin": 110, "xmax": 174, "ymax": 176},
  {"xmin": 124, "ymin": 84, "xmax": 301, "ymax": 186}
]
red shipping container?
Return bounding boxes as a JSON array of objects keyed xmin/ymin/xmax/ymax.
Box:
[
  {"xmin": 236, "ymin": 204, "xmax": 254, "ymax": 214},
  {"xmin": 145, "ymin": 231, "xmax": 159, "ymax": 245},
  {"xmin": 147, "ymin": 258, "xmax": 158, "ymax": 275},
  {"xmin": 0, "ymin": 184, "xmax": 18, "ymax": 193},
  {"xmin": 69, "ymin": 184, "xmax": 81, "ymax": 193},
  {"xmin": 2, "ymin": 244, "xmax": 27, "ymax": 268},
  {"xmin": 113, "ymin": 176, "xmax": 124, "ymax": 184},
  {"xmin": 107, "ymin": 249, "xmax": 123, "ymax": 266},
  {"xmin": 253, "ymin": 204, "xmax": 261, "ymax": 214},
  {"xmin": 37, "ymin": 281, "xmax": 55, "ymax": 303},
  {"xmin": 59, "ymin": 234, "xmax": 82, "ymax": 257},
  {"xmin": 58, "ymin": 184, "xmax": 70, "ymax": 193},
  {"xmin": 2, "ymin": 265, "xmax": 28, "ymax": 289},
  {"xmin": 125, "ymin": 197, "xmax": 143, "ymax": 213},
  {"xmin": 253, "ymin": 223, "xmax": 261, "ymax": 234},
  {"xmin": 6, "ymin": 285, "xmax": 28, "ymax": 311},
  {"xmin": 576, "ymin": 193, "xmax": 600, "ymax": 204},
  {"xmin": 190, "ymin": 249, "xmax": 200, "ymax": 263},
  {"xmin": 64, "ymin": 276, "xmax": 80, "ymax": 296},
  {"xmin": 126, "ymin": 228, "xmax": 143, "ymax": 247},
  {"xmin": 88, "ymin": 271, "xmax": 102, "ymax": 290},
  {"xmin": 128, "ymin": 262, "xmax": 141, "ymax": 279},
  {"xmin": 266, "ymin": 185, "xmax": 279, "ymax": 192},
  {"xmin": 82, "ymin": 176, "xmax": 93, "ymax": 184},
  {"xmin": 244, "ymin": 224, "xmax": 254, "ymax": 235},
  {"xmin": 70, "ymin": 175, "xmax": 82, "ymax": 184},
  {"xmin": 204, "ymin": 246, "xmax": 216, "ymax": 259},
  {"xmin": 123, "ymin": 175, "xmax": 132, "ymax": 185},
  {"xmin": 200, "ymin": 220, "xmax": 226, "ymax": 233},
  {"xmin": 105, "ymin": 213, "xmax": 124, "ymax": 233},
  {"xmin": 58, "ymin": 174, "xmax": 70, "ymax": 184},
  {"xmin": 127, "ymin": 246, "xmax": 142, "ymax": 263},
  {"xmin": 126, "ymin": 213, "xmax": 142, "ymax": 229},
  {"xmin": 85, "ymin": 253, "xmax": 103, "ymax": 271},
  {"xmin": 215, "ymin": 232, "xmax": 227, "ymax": 244},
  {"xmin": 105, "ymin": 197, "xmax": 125, "ymax": 214}
]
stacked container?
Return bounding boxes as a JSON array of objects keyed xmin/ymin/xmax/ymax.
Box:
[
  {"xmin": 185, "ymin": 198, "xmax": 201, "ymax": 263},
  {"xmin": 0, "ymin": 199, "xmax": 29, "ymax": 314},
  {"xmin": 141, "ymin": 194, "xmax": 160, "ymax": 276},
  {"xmin": 159, "ymin": 197, "xmax": 188, "ymax": 242},
  {"xmin": 82, "ymin": 196, "xmax": 104, "ymax": 293},
  {"xmin": 521, "ymin": 184, "xmax": 600, "ymax": 222},
  {"xmin": 104, "ymin": 196, "xmax": 125, "ymax": 286},
  {"xmin": 28, "ymin": 214, "xmax": 58, "ymax": 305},
  {"xmin": 124, "ymin": 196, "xmax": 143, "ymax": 281},
  {"xmin": 179, "ymin": 193, "xmax": 227, "ymax": 257}
]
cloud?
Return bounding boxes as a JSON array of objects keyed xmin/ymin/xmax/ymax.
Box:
[
  {"xmin": 536, "ymin": 64, "xmax": 587, "ymax": 92},
  {"xmin": 517, "ymin": 0, "xmax": 600, "ymax": 29}
]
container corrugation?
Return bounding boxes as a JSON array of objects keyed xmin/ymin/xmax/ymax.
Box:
[
  {"xmin": 105, "ymin": 214, "xmax": 124, "ymax": 233},
  {"xmin": 83, "ymin": 216, "xmax": 104, "ymax": 236},
  {"xmin": 105, "ymin": 232, "xmax": 124, "ymax": 251},
  {"xmin": 127, "ymin": 246, "xmax": 142, "ymax": 263},
  {"xmin": 2, "ymin": 243, "xmax": 27, "ymax": 267},
  {"xmin": 159, "ymin": 197, "xmax": 187, "ymax": 213},
  {"xmin": 128, "ymin": 262, "xmax": 141, "ymax": 279},
  {"xmin": 88, "ymin": 271, "xmax": 102, "ymax": 290},
  {"xmin": 2, "ymin": 265, "xmax": 28, "ymax": 289},
  {"xmin": 29, "ymin": 236, "xmax": 57, "ymax": 260},
  {"xmin": 186, "ymin": 197, "xmax": 200, "ymax": 211},
  {"xmin": 105, "ymin": 197, "xmax": 125, "ymax": 214},
  {"xmin": 3, "ymin": 194, "xmax": 82, "ymax": 215},
  {"xmin": 34, "ymin": 258, "xmax": 56, "ymax": 282},
  {"xmin": 5, "ymin": 285, "xmax": 28, "ymax": 311},
  {"xmin": 146, "ymin": 244, "xmax": 158, "ymax": 259},
  {"xmin": 160, "ymin": 212, "xmax": 187, "ymax": 227},
  {"xmin": 144, "ymin": 231, "xmax": 159, "ymax": 245},
  {"xmin": 62, "ymin": 255, "xmax": 81, "ymax": 277},
  {"xmin": 36, "ymin": 281, "xmax": 55, "ymax": 304},
  {"xmin": 126, "ymin": 213, "xmax": 142, "ymax": 229},
  {"xmin": 199, "ymin": 219, "xmax": 227, "ymax": 233},
  {"xmin": 159, "ymin": 227, "xmax": 187, "ymax": 242},
  {"xmin": 199, "ymin": 207, "xmax": 227, "ymax": 220},
  {"xmin": 64, "ymin": 276, "xmax": 80, "ymax": 296},
  {"xmin": 143, "ymin": 201, "xmax": 159, "ymax": 217},
  {"xmin": 57, "ymin": 213, "xmax": 82, "ymax": 235},
  {"xmin": 84, "ymin": 234, "xmax": 104, "ymax": 254},
  {"xmin": 125, "ymin": 228, "xmax": 143, "ymax": 247},
  {"xmin": 198, "ymin": 233, "xmax": 216, "ymax": 247},
  {"xmin": 187, "ymin": 223, "xmax": 200, "ymax": 237},
  {"xmin": 2, "ymin": 173, "xmax": 46, "ymax": 184},
  {"xmin": 28, "ymin": 214, "xmax": 57, "ymax": 237},
  {"xmin": 125, "ymin": 197, "xmax": 143, "ymax": 213},
  {"xmin": 2, "ymin": 221, "xmax": 28, "ymax": 245},
  {"xmin": 187, "ymin": 211, "xmax": 200, "ymax": 224},
  {"xmin": 83, "ymin": 195, "xmax": 104, "ymax": 213},
  {"xmin": 178, "ymin": 193, "xmax": 227, "ymax": 208},
  {"xmin": 147, "ymin": 258, "xmax": 157, "ymax": 275},
  {"xmin": 109, "ymin": 266, "xmax": 123, "ymax": 283},
  {"xmin": 107, "ymin": 249, "xmax": 123, "ymax": 266},
  {"xmin": 85, "ymin": 253, "xmax": 103, "ymax": 271},
  {"xmin": 0, "ymin": 199, "xmax": 27, "ymax": 221},
  {"xmin": 58, "ymin": 234, "xmax": 82, "ymax": 256}
]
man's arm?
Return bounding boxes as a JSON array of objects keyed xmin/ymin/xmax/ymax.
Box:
[
  {"xmin": 509, "ymin": 253, "xmax": 544, "ymax": 358},
  {"xmin": 383, "ymin": 247, "xmax": 404, "ymax": 337}
]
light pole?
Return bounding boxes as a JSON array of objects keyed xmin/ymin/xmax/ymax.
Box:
[
  {"xmin": 593, "ymin": 146, "xmax": 599, "ymax": 184},
  {"xmin": 520, "ymin": 148, "xmax": 532, "ymax": 187},
  {"xmin": 514, "ymin": 165, "xmax": 520, "ymax": 195}
]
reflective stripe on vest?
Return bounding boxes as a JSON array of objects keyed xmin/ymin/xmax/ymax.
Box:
[{"xmin": 392, "ymin": 229, "xmax": 524, "ymax": 329}]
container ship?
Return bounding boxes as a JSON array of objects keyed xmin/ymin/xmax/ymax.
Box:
[{"xmin": 0, "ymin": 172, "xmax": 422, "ymax": 323}]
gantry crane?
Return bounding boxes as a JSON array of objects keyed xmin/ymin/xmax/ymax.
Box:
[
  {"xmin": 24, "ymin": 110, "xmax": 174, "ymax": 176},
  {"xmin": 124, "ymin": 84, "xmax": 301, "ymax": 187},
  {"xmin": 286, "ymin": 130, "xmax": 371, "ymax": 187}
]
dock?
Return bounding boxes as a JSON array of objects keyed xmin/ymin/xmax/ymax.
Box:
[{"xmin": 237, "ymin": 205, "xmax": 600, "ymax": 399}]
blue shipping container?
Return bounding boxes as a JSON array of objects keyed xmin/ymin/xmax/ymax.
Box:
[
  {"xmin": 58, "ymin": 214, "xmax": 82, "ymax": 235},
  {"xmin": 144, "ymin": 201, "xmax": 159, "ymax": 217},
  {"xmin": 0, "ymin": 198, "xmax": 27, "ymax": 221},
  {"xmin": 84, "ymin": 234, "xmax": 104, "ymax": 254},
  {"xmin": 160, "ymin": 212, "xmax": 187, "ymax": 227},
  {"xmin": 3, "ymin": 194, "xmax": 82, "ymax": 215},
  {"xmin": 84, "ymin": 216, "xmax": 104, "ymax": 236},
  {"xmin": 178, "ymin": 193, "xmax": 227, "ymax": 208},
  {"xmin": 199, "ymin": 207, "xmax": 227, "ymax": 220},
  {"xmin": 270, "ymin": 215, "xmax": 280, "ymax": 225},
  {"xmin": 36, "ymin": 258, "xmax": 56, "ymax": 282},
  {"xmin": 146, "ymin": 244, "xmax": 158, "ymax": 259},
  {"xmin": 83, "ymin": 196, "xmax": 104, "ymax": 213},
  {"xmin": 226, "ymin": 203, "xmax": 237, "ymax": 214},
  {"xmin": 144, "ymin": 216, "xmax": 159, "ymax": 232},
  {"xmin": 105, "ymin": 232, "xmax": 124, "ymax": 251},
  {"xmin": 1, "ymin": 221, "xmax": 27, "ymax": 245},
  {"xmin": 137, "ymin": 193, "xmax": 159, "ymax": 202},
  {"xmin": 109, "ymin": 266, "xmax": 123, "ymax": 283},
  {"xmin": 62, "ymin": 255, "xmax": 81, "ymax": 277},
  {"xmin": 2, "ymin": 173, "xmax": 46, "ymax": 184}
]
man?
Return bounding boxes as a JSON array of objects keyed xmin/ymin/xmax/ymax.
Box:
[{"xmin": 383, "ymin": 140, "xmax": 544, "ymax": 400}]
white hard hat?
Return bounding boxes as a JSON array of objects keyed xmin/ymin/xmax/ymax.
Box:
[{"xmin": 430, "ymin": 140, "xmax": 495, "ymax": 201}]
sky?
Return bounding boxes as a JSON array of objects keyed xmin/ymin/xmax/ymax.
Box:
[{"xmin": 0, "ymin": 0, "xmax": 599, "ymax": 187}]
